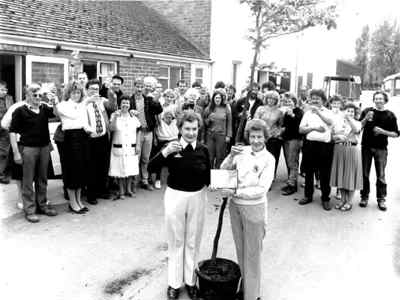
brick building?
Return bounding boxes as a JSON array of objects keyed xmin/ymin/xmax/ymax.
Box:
[{"xmin": 0, "ymin": 0, "xmax": 211, "ymax": 101}]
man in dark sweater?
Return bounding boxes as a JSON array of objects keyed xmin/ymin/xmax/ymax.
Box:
[
  {"xmin": 359, "ymin": 91, "xmax": 399, "ymax": 211},
  {"xmin": 9, "ymin": 83, "xmax": 58, "ymax": 223},
  {"xmin": 0, "ymin": 80, "xmax": 13, "ymax": 184}
]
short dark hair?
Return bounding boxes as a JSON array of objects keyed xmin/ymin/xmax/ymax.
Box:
[
  {"xmin": 309, "ymin": 89, "xmax": 327, "ymax": 103},
  {"xmin": 329, "ymin": 95, "xmax": 344, "ymax": 108},
  {"xmin": 177, "ymin": 111, "xmax": 202, "ymax": 129},
  {"xmin": 112, "ymin": 74, "xmax": 124, "ymax": 85},
  {"xmin": 227, "ymin": 84, "xmax": 236, "ymax": 94},
  {"xmin": 192, "ymin": 81, "xmax": 202, "ymax": 88},
  {"xmin": 261, "ymin": 81, "xmax": 276, "ymax": 91},
  {"xmin": 119, "ymin": 95, "xmax": 132, "ymax": 109},
  {"xmin": 283, "ymin": 92, "xmax": 297, "ymax": 106},
  {"xmin": 214, "ymin": 81, "xmax": 225, "ymax": 89},
  {"xmin": 373, "ymin": 91, "xmax": 388, "ymax": 103},
  {"xmin": 176, "ymin": 79, "xmax": 186, "ymax": 87},
  {"xmin": 343, "ymin": 102, "xmax": 358, "ymax": 112},
  {"xmin": 86, "ymin": 79, "xmax": 101, "ymax": 90},
  {"xmin": 0, "ymin": 80, "xmax": 7, "ymax": 87}
]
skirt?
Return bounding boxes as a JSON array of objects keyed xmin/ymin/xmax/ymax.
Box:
[
  {"xmin": 63, "ymin": 129, "xmax": 89, "ymax": 189},
  {"xmin": 330, "ymin": 143, "xmax": 363, "ymax": 191},
  {"xmin": 109, "ymin": 146, "xmax": 139, "ymax": 178}
]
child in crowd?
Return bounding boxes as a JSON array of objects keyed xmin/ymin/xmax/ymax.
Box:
[{"xmin": 109, "ymin": 96, "xmax": 141, "ymax": 199}]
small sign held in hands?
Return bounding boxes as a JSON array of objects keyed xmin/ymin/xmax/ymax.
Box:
[{"xmin": 210, "ymin": 169, "xmax": 238, "ymax": 190}]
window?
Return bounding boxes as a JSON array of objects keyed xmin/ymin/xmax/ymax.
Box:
[
  {"xmin": 158, "ymin": 66, "xmax": 183, "ymax": 90},
  {"xmin": 26, "ymin": 55, "xmax": 68, "ymax": 86},
  {"xmin": 98, "ymin": 61, "xmax": 117, "ymax": 84},
  {"xmin": 194, "ymin": 68, "xmax": 203, "ymax": 84}
]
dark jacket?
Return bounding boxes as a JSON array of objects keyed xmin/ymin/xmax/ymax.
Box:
[
  {"xmin": 234, "ymin": 96, "xmax": 263, "ymax": 144},
  {"xmin": 130, "ymin": 94, "xmax": 163, "ymax": 131}
]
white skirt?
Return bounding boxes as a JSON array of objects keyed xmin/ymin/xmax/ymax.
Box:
[{"xmin": 109, "ymin": 150, "xmax": 139, "ymax": 178}]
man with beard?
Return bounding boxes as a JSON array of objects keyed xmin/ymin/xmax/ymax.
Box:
[{"xmin": 234, "ymin": 82, "xmax": 263, "ymax": 144}]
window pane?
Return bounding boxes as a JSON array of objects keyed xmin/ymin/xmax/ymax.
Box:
[
  {"xmin": 195, "ymin": 78, "xmax": 203, "ymax": 84},
  {"xmin": 159, "ymin": 67, "xmax": 169, "ymax": 78},
  {"xmin": 32, "ymin": 62, "xmax": 64, "ymax": 85},
  {"xmin": 195, "ymin": 68, "xmax": 203, "ymax": 78},
  {"xmin": 159, "ymin": 78, "xmax": 168, "ymax": 91},
  {"xmin": 99, "ymin": 62, "xmax": 115, "ymax": 76},
  {"xmin": 170, "ymin": 67, "xmax": 182, "ymax": 88}
]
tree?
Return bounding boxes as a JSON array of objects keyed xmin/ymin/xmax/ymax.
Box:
[
  {"xmin": 240, "ymin": 0, "xmax": 337, "ymax": 85},
  {"xmin": 354, "ymin": 25, "xmax": 370, "ymax": 88},
  {"xmin": 369, "ymin": 21, "xmax": 400, "ymax": 83}
]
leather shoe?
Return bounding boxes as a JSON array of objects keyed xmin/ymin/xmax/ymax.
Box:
[
  {"xmin": 167, "ymin": 286, "xmax": 180, "ymax": 300},
  {"xmin": 37, "ymin": 206, "xmax": 58, "ymax": 216},
  {"xmin": 298, "ymin": 198, "xmax": 312, "ymax": 205},
  {"xmin": 282, "ymin": 186, "xmax": 297, "ymax": 196},
  {"xmin": 25, "ymin": 214, "xmax": 40, "ymax": 223},
  {"xmin": 87, "ymin": 198, "xmax": 98, "ymax": 205},
  {"xmin": 141, "ymin": 183, "xmax": 154, "ymax": 191},
  {"xmin": 378, "ymin": 200, "xmax": 387, "ymax": 211},
  {"xmin": 359, "ymin": 198, "xmax": 368, "ymax": 207},
  {"xmin": 322, "ymin": 201, "xmax": 332, "ymax": 211},
  {"xmin": 185, "ymin": 284, "xmax": 198, "ymax": 299}
]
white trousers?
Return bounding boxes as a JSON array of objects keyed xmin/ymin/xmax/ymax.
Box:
[{"xmin": 164, "ymin": 187, "xmax": 207, "ymax": 289}]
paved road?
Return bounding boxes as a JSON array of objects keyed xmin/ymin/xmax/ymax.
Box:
[{"xmin": 1, "ymin": 116, "xmax": 400, "ymax": 300}]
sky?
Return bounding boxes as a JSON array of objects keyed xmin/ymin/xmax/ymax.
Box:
[{"xmin": 335, "ymin": 0, "xmax": 400, "ymax": 59}]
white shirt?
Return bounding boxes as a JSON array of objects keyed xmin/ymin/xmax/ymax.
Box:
[
  {"xmin": 180, "ymin": 137, "xmax": 196, "ymax": 150},
  {"xmin": 220, "ymin": 146, "xmax": 275, "ymax": 206},
  {"xmin": 86, "ymin": 100, "xmax": 107, "ymax": 138},
  {"xmin": 111, "ymin": 114, "xmax": 141, "ymax": 145},
  {"xmin": 57, "ymin": 101, "xmax": 90, "ymax": 131},
  {"xmin": 1, "ymin": 101, "xmax": 26, "ymax": 130},
  {"xmin": 299, "ymin": 108, "xmax": 333, "ymax": 143}
]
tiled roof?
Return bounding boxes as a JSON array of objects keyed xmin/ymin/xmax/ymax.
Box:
[{"xmin": 0, "ymin": 0, "xmax": 209, "ymax": 60}]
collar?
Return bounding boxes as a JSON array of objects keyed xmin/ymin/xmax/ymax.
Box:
[
  {"xmin": 180, "ymin": 137, "xmax": 196, "ymax": 150},
  {"xmin": 250, "ymin": 146, "xmax": 267, "ymax": 157}
]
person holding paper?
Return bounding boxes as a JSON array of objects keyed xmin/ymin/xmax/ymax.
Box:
[
  {"xmin": 220, "ymin": 118, "xmax": 275, "ymax": 300},
  {"xmin": 148, "ymin": 111, "xmax": 210, "ymax": 300}
]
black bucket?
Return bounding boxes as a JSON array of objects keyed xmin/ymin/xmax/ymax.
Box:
[{"xmin": 196, "ymin": 258, "xmax": 241, "ymax": 300}]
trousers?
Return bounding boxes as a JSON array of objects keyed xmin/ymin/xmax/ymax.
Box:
[
  {"xmin": 360, "ymin": 147, "xmax": 387, "ymax": 200},
  {"xmin": 164, "ymin": 187, "xmax": 207, "ymax": 289},
  {"xmin": 282, "ymin": 139, "xmax": 302, "ymax": 187},
  {"xmin": 137, "ymin": 130, "xmax": 153, "ymax": 183},
  {"xmin": 206, "ymin": 132, "xmax": 227, "ymax": 169},
  {"xmin": 229, "ymin": 202, "xmax": 266, "ymax": 300},
  {"xmin": 21, "ymin": 145, "xmax": 50, "ymax": 215}
]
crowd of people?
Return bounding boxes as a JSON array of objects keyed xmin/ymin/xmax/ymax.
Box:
[{"xmin": 0, "ymin": 73, "xmax": 399, "ymax": 300}]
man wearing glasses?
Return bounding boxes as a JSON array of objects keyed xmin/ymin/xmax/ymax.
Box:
[
  {"xmin": 9, "ymin": 83, "xmax": 58, "ymax": 222},
  {"xmin": 0, "ymin": 80, "xmax": 13, "ymax": 184}
]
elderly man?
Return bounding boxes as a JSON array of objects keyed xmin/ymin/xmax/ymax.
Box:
[
  {"xmin": 0, "ymin": 80, "xmax": 13, "ymax": 184},
  {"xmin": 130, "ymin": 77, "xmax": 162, "ymax": 191},
  {"xmin": 9, "ymin": 83, "xmax": 58, "ymax": 222}
]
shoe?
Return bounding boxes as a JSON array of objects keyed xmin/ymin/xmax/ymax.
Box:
[
  {"xmin": 322, "ymin": 201, "xmax": 332, "ymax": 211},
  {"xmin": 141, "ymin": 183, "xmax": 154, "ymax": 191},
  {"xmin": 37, "ymin": 206, "xmax": 58, "ymax": 216},
  {"xmin": 340, "ymin": 203, "xmax": 352, "ymax": 211},
  {"xmin": 281, "ymin": 184, "xmax": 290, "ymax": 191},
  {"xmin": 299, "ymin": 198, "xmax": 312, "ymax": 205},
  {"xmin": 185, "ymin": 284, "xmax": 198, "ymax": 299},
  {"xmin": 378, "ymin": 200, "xmax": 387, "ymax": 211},
  {"xmin": 0, "ymin": 177, "xmax": 10, "ymax": 184},
  {"xmin": 87, "ymin": 198, "xmax": 98, "ymax": 205},
  {"xmin": 167, "ymin": 286, "xmax": 180, "ymax": 300},
  {"xmin": 25, "ymin": 214, "xmax": 40, "ymax": 223},
  {"xmin": 359, "ymin": 198, "xmax": 368, "ymax": 208},
  {"xmin": 282, "ymin": 186, "xmax": 297, "ymax": 196},
  {"xmin": 81, "ymin": 206, "xmax": 89, "ymax": 212},
  {"xmin": 68, "ymin": 204, "xmax": 86, "ymax": 214},
  {"xmin": 154, "ymin": 180, "xmax": 162, "ymax": 189}
]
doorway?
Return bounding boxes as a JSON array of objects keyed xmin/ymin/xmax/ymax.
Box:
[{"xmin": 0, "ymin": 55, "xmax": 15, "ymax": 100}]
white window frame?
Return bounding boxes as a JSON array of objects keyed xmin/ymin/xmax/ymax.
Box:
[
  {"xmin": 194, "ymin": 67, "xmax": 204, "ymax": 84},
  {"xmin": 158, "ymin": 66, "xmax": 183, "ymax": 89},
  {"xmin": 97, "ymin": 61, "xmax": 118, "ymax": 80},
  {"xmin": 26, "ymin": 55, "xmax": 69, "ymax": 85}
]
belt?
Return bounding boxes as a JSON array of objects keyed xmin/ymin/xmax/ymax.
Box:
[
  {"xmin": 336, "ymin": 141, "xmax": 357, "ymax": 146},
  {"xmin": 113, "ymin": 144, "xmax": 136, "ymax": 148}
]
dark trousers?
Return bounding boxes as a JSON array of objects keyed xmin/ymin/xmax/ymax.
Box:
[
  {"xmin": 360, "ymin": 147, "xmax": 387, "ymax": 200},
  {"xmin": 150, "ymin": 140, "xmax": 170, "ymax": 180},
  {"xmin": 206, "ymin": 132, "xmax": 227, "ymax": 169},
  {"xmin": 21, "ymin": 145, "xmax": 50, "ymax": 215},
  {"xmin": 0, "ymin": 129, "xmax": 10, "ymax": 180},
  {"xmin": 87, "ymin": 134, "xmax": 110, "ymax": 201},
  {"xmin": 302, "ymin": 140, "xmax": 333, "ymax": 202},
  {"xmin": 55, "ymin": 141, "xmax": 67, "ymax": 188},
  {"xmin": 266, "ymin": 137, "xmax": 283, "ymax": 177}
]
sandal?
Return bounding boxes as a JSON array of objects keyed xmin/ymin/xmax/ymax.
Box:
[
  {"xmin": 335, "ymin": 201, "xmax": 345, "ymax": 210},
  {"xmin": 340, "ymin": 203, "xmax": 352, "ymax": 211}
]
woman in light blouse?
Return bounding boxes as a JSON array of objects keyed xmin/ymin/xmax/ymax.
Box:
[
  {"xmin": 56, "ymin": 82, "xmax": 94, "ymax": 214},
  {"xmin": 220, "ymin": 119, "xmax": 275, "ymax": 300}
]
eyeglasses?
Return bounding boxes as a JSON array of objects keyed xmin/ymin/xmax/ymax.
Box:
[
  {"xmin": 88, "ymin": 87, "xmax": 99, "ymax": 91},
  {"xmin": 32, "ymin": 93, "xmax": 42, "ymax": 98}
]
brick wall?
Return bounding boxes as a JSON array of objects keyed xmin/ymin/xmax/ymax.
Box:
[
  {"xmin": 143, "ymin": 0, "xmax": 211, "ymax": 57},
  {"xmin": 0, "ymin": 43, "xmax": 192, "ymax": 95}
]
